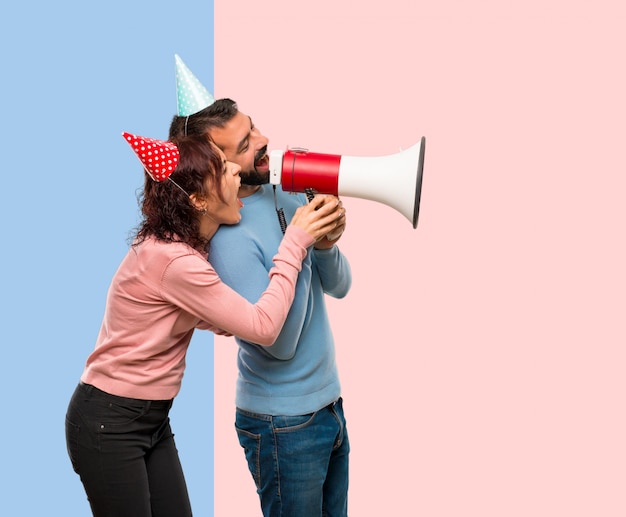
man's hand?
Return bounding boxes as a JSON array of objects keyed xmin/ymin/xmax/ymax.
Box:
[{"xmin": 314, "ymin": 199, "xmax": 346, "ymax": 249}]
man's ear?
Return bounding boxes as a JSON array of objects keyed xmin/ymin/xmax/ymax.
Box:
[{"xmin": 189, "ymin": 193, "xmax": 206, "ymax": 212}]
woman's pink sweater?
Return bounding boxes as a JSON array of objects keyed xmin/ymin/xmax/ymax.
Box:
[{"xmin": 81, "ymin": 225, "xmax": 313, "ymax": 400}]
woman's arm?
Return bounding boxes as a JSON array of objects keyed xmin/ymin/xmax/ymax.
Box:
[{"xmin": 162, "ymin": 225, "xmax": 312, "ymax": 346}]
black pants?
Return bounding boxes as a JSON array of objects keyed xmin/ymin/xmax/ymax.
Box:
[{"xmin": 65, "ymin": 382, "xmax": 192, "ymax": 517}]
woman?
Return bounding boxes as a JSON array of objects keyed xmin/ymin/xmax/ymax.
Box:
[{"xmin": 65, "ymin": 132, "xmax": 344, "ymax": 516}]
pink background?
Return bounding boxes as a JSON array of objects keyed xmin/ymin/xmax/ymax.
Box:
[{"xmin": 214, "ymin": 1, "xmax": 625, "ymax": 515}]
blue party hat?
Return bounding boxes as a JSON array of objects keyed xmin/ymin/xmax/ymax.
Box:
[{"xmin": 175, "ymin": 54, "xmax": 215, "ymax": 116}]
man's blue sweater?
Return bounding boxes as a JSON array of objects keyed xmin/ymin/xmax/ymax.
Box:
[{"xmin": 209, "ymin": 185, "xmax": 352, "ymax": 415}]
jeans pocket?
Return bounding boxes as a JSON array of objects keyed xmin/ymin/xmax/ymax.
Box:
[
  {"xmin": 98, "ymin": 399, "xmax": 147, "ymax": 429},
  {"xmin": 272, "ymin": 412, "xmax": 316, "ymax": 433},
  {"xmin": 65, "ymin": 417, "xmax": 80, "ymax": 474},
  {"xmin": 235, "ymin": 427, "xmax": 262, "ymax": 490}
]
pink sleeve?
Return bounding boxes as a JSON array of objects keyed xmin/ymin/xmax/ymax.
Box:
[{"xmin": 161, "ymin": 225, "xmax": 314, "ymax": 346}]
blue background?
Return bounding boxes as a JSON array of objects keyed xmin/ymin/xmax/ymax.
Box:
[{"xmin": 1, "ymin": 2, "xmax": 216, "ymax": 515}]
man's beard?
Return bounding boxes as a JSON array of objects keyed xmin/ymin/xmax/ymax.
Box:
[
  {"xmin": 241, "ymin": 145, "xmax": 270, "ymax": 185},
  {"xmin": 240, "ymin": 169, "xmax": 270, "ymax": 185}
]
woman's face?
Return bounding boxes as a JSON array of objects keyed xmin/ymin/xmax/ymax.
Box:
[{"xmin": 204, "ymin": 146, "xmax": 243, "ymax": 226}]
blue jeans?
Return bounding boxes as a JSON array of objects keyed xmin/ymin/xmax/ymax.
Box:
[
  {"xmin": 235, "ymin": 398, "xmax": 349, "ymax": 517},
  {"xmin": 65, "ymin": 382, "xmax": 192, "ymax": 517}
]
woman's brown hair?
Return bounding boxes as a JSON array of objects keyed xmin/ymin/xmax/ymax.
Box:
[{"xmin": 134, "ymin": 134, "xmax": 225, "ymax": 251}]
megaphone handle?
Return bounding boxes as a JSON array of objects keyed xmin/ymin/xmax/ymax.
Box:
[
  {"xmin": 276, "ymin": 208, "xmax": 287, "ymax": 234},
  {"xmin": 304, "ymin": 188, "xmax": 316, "ymax": 203},
  {"xmin": 273, "ymin": 185, "xmax": 288, "ymax": 234}
]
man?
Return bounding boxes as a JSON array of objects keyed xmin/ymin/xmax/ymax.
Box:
[{"xmin": 169, "ymin": 98, "xmax": 351, "ymax": 517}]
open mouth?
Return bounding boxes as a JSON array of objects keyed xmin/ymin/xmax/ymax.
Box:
[{"xmin": 254, "ymin": 147, "xmax": 270, "ymax": 173}]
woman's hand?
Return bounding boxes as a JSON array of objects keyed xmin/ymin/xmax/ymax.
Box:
[{"xmin": 289, "ymin": 195, "xmax": 346, "ymax": 242}]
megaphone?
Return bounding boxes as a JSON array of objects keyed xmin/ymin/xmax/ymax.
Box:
[{"xmin": 269, "ymin": 137, "xmax": 425, "ymax": 228}]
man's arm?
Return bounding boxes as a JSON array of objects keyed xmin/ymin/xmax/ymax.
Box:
[{"xmin": 313, "ymin": 246, "xmax": 352, "ymax": 298}]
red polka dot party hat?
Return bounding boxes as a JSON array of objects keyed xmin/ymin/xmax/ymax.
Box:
[{"xmin": 122, "ymin": 132, "xmax": 179, "ymax": 182}]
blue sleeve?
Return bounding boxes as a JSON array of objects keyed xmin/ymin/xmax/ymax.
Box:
[{"xmin": 312, "ymin": 246, "xmax": 352, "ymax": 299}]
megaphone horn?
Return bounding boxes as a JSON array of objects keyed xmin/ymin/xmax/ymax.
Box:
[{"xmin": 269, "ymin": 137, "xmax": 425, "ymax": 228}]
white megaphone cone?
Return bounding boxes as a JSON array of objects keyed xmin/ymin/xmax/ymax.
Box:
[{"xmin": 269, "ymin": 137, "xmax": 425, "ymax": 228}]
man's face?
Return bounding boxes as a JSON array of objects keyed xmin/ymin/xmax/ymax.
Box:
[{"xmin": 208, "ymin": 111, "xmax": 270, "ymax": 185}]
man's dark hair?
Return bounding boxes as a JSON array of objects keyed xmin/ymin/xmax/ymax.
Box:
[{"xmin": 168, "ymin": 98, "xmax": 239, "ymax": 140}]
